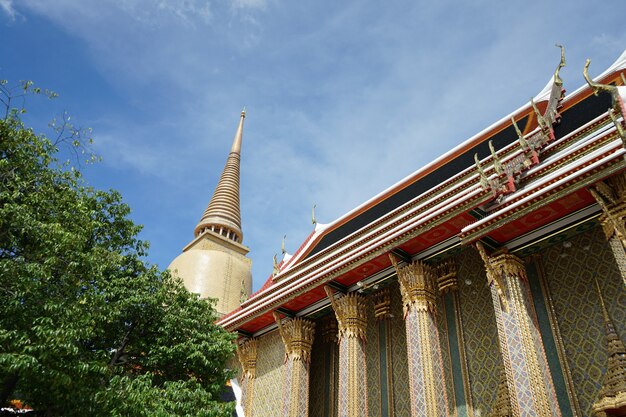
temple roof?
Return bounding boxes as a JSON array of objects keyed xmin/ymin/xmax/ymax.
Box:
[{"xmin": 220, "ymin": 49, "xmax": 626, "ymax": 336}]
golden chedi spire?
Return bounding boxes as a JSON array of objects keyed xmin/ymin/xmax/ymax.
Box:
[
  {"xmin": 168, "ymin": 110, "xmax": 252, "ymax": 316},
  {"xmin": 195, "ymin": 109, "xmax": 245, "ymax": 243},
  {"xmin": 592, "ymin": 278, "xmax": 626, "ymax": 417}
]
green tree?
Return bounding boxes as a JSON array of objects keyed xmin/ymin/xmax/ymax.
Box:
[{"xmin": 0, "ymin": 82, "xmax": 236, "ymax": 416}]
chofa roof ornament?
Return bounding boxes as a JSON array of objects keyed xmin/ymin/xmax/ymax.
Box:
[
  {"xmin": 584, "ymin": 58, "xmax": 618, "ymax": 96},
  {"xmin": 553, "ymin": 44, "xmax": 566, "ymax": 87}
]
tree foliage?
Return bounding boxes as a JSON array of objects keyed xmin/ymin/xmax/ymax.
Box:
[{"xmin": 0, "ymin": 83, "xmax": 235, "ymax": 416}]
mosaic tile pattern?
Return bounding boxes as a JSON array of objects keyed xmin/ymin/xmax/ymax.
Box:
[
  {"xmin": 407, "ymin": 309, "xmax": 427, "ymax": 416},
  {"xmin": 429, "ymin": 310, "xmax": 450, "ymax": 416},
  {"xmin": 297, "ymin": 360, "xmax": 311, "ymax": 416},
  {"xmin": 365, "ymin": 298, "xmax": 382, "ymax": 417},
  {"xmin": 491, "ymin": 281, "xmax": 543, "ymax": 417},
  {"xmin": 338, "ymin": 340, "xmax": 348, "ymax": 414},
  {"xmin": 251, "ymin": 330, "xmax": 284, "ymax": 416},
  {"xmin": 281, "ymin": 359, "xmax": 293, "ymax": 415},
  {"xmin": 457, "ymin": 247, "xmax": 501, "ymax": 416},
  {"xmin": 356, "ymin": 338, "xmax": 369, "ymax": 416},
  {"xmin": 540, "ymin": 226, "xmax": 626, "ymax": 416},
  {"xmin": 389, "ymin": 281, "xmax": 412, "ymax": 417},
  {"xmin": 337, "ymin": 336, "xmax": 368, "ymax": 416}
]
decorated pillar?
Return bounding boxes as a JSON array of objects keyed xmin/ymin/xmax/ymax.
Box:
[
  {"xmin": 476, "ymin": 243, "xmax": 561, "ymax": 417},
  {"xmin": 273, "ymin": 313, "xmax": 316, "ymax": 417},
  {"xmin": 320, "ymin": 315, "xmax": 339, "ymax": 417},
  {"xmin": 389, "ymin": 255, "xmax": 450, "ymax": 417},
  {"xmin": 373, "ymin": 287, "xmax": 395, "ymax": 416},
  {"xmin": 236, "ymin": 338, "xmax": 258, "ymax": 417},
  {"xmin": 589, "ymin": 172, "xmax": 626, "ymax": 285},
  {"xmin": 437, "ymin": 261, "xmax": 473, "ymax": 417},
  {"xmin": 324, "ymin": 286, "xmax": 368, "ymax": 417}
]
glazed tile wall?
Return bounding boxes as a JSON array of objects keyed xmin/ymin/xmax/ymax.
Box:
[
  {"xmin": 457, "ymin": 247, "xmax": 501, "ymax": 416},
  {"xmin": 540, "ymin": 226, "xmax": 626, "ymax": 416},
  {"xmin": 251, "ymin": 330, "xmax": 283, "ymax": 416}
]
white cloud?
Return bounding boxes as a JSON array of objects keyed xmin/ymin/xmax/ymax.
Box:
[
  {"xmin": 231, "ymin": 0, "xmax": 267, "ymax": 10},
  {"xmin": 0, "ymin": 0, "xmax": 16, "ymax": 19}
]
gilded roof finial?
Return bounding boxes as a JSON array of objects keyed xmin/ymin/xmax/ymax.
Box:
[
  {"xmin": 553, "ymin": 44, "xmax": 566, "ymax": 87},
  {"xmin": 489, "ymin": 140, "xmax": 503, "ymax": 176},
  {"xmin": 474, "ymin": 153, "xmax": 490, "ymax": 190},
  {"xmin": 512, "ymin": 117, "xmax": 530, "ymax": 151},
  {"xmin": 531, "ymin": 97, "xmax": 548, "ymax": 130},
  {"xmin": 591, "ymin": 276, "xmax": 626, "ymax": 416},
  {"xmin": 272, "ymin": 253, "xmax": 279, "ymax": 277},
  {"xmin": 584, "ymin": 58, "xmax": 618, "ymax": 96}
]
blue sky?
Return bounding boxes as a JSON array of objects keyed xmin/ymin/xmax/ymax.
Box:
[{"xmin": 1, "ymin": 0, "xmax": 624, "ymax": 291}]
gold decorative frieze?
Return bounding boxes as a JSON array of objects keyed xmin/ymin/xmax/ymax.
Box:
[
  {"xmin": 273, "ymin": 313, "xmax": 316, "ymax": 363},
  {"xmin": 237, "ymin": 338, "xmax": 258, "ymax": 379},
  {"xmin": 373, "ymin": 287, "xmax": 392, "ymax": 321},
  {"xmin": 388, "ymin": 254, "xmax": 437, "ymax": 315},
  {"xmin": 435, "ymin": 260, "xmax": 458, "ymax": 294},
  {"xmin": 324, "ymin": 286, "xmax": 368, "ymax": 341}
]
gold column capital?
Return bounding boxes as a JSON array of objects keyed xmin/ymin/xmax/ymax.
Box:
[
  {"xmin": 324, "ymin": 286, "xmax": 367, "ymax": 341},
  {"xmin": 590, "ymin": 172, "xmax": 626, "ymax": 246},
  {"xmin": 475, "ymin": 242, "xmax": 527, "ymax": 310},
  {"xmin": 320, "ymin": 314, "xmax": 338, "ymax": 344},
  {"xmin": 237, "ymin": 338, "xmax": 258, "ymax": 379},
  {"xmin": 435, "ymin": 260, "xmax": 458, "ymax": 294},
  {"xmin": 373, "ymin": 287, "xmax": 392, "ymax": 321},
  {"xmin": 389, "ymin": 254, "xmax": 437, "ymax": 315},
  {"xmin": 273, "ymin": 313, "xmax": 316, "ymax": 363}
]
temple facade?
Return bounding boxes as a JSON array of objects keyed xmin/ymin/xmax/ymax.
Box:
[{"xmin": 179, "ymin": 48, "xmax": 626, "ymax": 417}]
